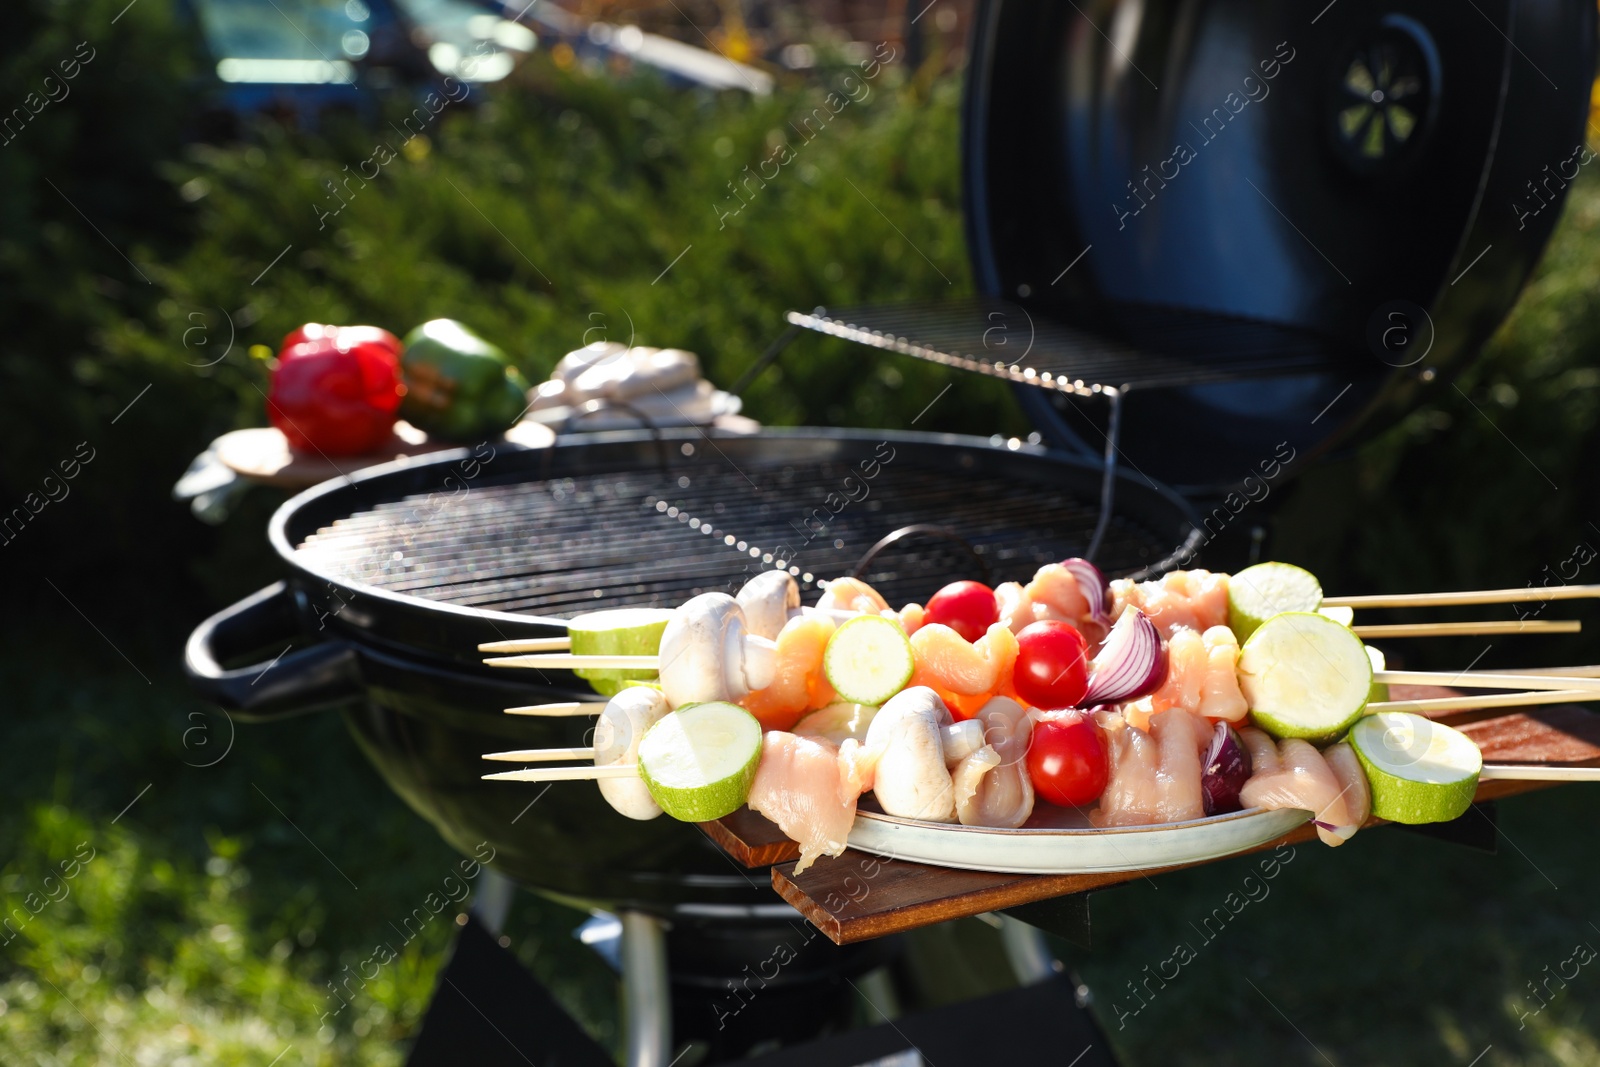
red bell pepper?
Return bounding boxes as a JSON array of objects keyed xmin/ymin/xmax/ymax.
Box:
[
  {"xmin": 267, "ymin": 324, "xmax": 404, "ymax": 455},
  {"xmin": 280, "ymin": 323, "xmax": 402, "ymax": 358}
]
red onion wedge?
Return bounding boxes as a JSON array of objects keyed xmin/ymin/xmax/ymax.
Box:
[
  {"xmin": 1060, "ymin": 557, "xmax": 1111, "ymax": 627},
  {"xmin": 1082, "ymin": 609, "xmax": 1166, "ymax": 705},
  {"xmin": 1201, "ymin": 722, "xmax": 1252, "ymax": 816}
]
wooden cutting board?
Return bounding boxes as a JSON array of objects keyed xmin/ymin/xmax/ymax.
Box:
[
  {"xmin": 700, "ymin": 701, "xmax": 1600, "ymax": 945},
  {"xmin": 215, "ymin": 421, "xmax": 556, "ymax": 489}
]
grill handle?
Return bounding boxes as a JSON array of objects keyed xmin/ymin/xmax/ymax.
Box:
[{"xmin": 184, "ymin": 581, "xmax": 362, "ymax": 721}]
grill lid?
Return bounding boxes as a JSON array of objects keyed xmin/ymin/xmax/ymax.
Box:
[{"xmin": 788, "ymin": 0, "xmax": 1595, "ymax": 491}]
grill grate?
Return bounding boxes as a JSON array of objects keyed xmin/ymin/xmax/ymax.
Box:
[
  {"xmin": 787, "ymin": 299, "xmax": 1351, "ymax": 395},
  {"xmin": 293, "ymin": 448, "xmax": 1179, "ymax": 619}
]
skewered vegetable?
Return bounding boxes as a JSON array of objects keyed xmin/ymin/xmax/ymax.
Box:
[
  {"xmin": 1025, "ymin": 710, "xmax": 1109, "ymax": 808},
  {"xmin": 1012, "ymin": 621, "xmax": 1090, "ymax": 709},
  {"xmin": 861, "ymin": 687, "xmax": 957, "ymax": 822},
  {"xmin": 1348, "ymin": 712, "xmax": 1481, "ymax": 824},
  {"xmin": 569, "ymin": 608, "xmax": 675, "ymax": 696},
  {"xmin": 658, "ymin": 594, "xmax": 777, "ymax": 706},
  {"xmin": 1227, "ymin": 561, "xmax": 1324, "ymax": 640},
  {"xmin": 924, "ymin": 580, "xmax": 1000, "ymax": 642},
  {"xmin": 636, "ymin": 701, "xmax": 763, "ymax": 821},
  {"xmin": 488, "ymin": 560, "xmax": 1596, "ymax": 862},
  {"xmin": 1199, "ymin": 722, "xmax": 1251, "ymax": 816},
  {"xmin": 825, "ymin": 615, "xmax": 917, "ymax": 706},
  {"xmin": 1236, "ymin": 612, "xmax": 1372, "ymax": 742},
  {"xmin": 594, "ymin": 687, "xmax": 672, "ymax": 820},
  {"xmin": 737, "ymin": 569, "xmax": 800, "ymax": 641},
  {"xmin": 1082, "ymin": 609, "xmax": 1167, "ymax": 706}
]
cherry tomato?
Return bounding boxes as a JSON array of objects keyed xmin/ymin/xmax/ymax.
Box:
[
  {"xmin": 1027, "ymin": 711, "xmax": 1109, "ymax": 807},
  {"xmin": 1012, "ymin": 620, "xmax": 1089, "ymax": 710},
  {"xmin": 923, "ymin": 580, "xmax": 999, "ymax": 642}
]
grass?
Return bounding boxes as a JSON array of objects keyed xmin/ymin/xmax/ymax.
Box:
[
  {"xmin": 1074, "ymin": 787, "xmax": 1600, "ymax": 1065},
  {"xmin": 0, "ymin": 618, "xmax": 621, "ymax": 1065}
]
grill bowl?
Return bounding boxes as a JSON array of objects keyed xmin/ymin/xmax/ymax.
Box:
[{"xmin": 188, "ymin": 428, "xmax": 1200, "ymax": 913}]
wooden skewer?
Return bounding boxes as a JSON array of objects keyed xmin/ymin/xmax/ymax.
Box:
[
  {"xmin": 484, "ymin": 653, "xmax": 658, "ymax": 670},
  {"xmin": 1481, "ymin": 763, "xmax": 1600, "ymax": 781},
  {"xmin": 479, "ymin": 620, "xmax": 1583, "ymax": 669},
  {"xmin": 1365, "ymin": 689, "xmax": 1588, "ymax": 715},
  {"xmin": 1375, "ymin": 670, "xmax": 1600, "ymax": 693},
  {"xmin": 504, "ymin": 702, "xmax": 608, "ymax": 716},
  {"xmin": 483, "ymin": 765, "xmax": 635, "ymax": 782},
  {"xmin": 1351, "ymin": 620, "xmax": 1580, "ymax": 638},
  {"xmin": 1323, "ymin": 584, "xmax": 1600, "ymax": 609},
  {"xmin": 1472, "ymin": 664, "xmax": 1600, "ymax": 678},
  {"xmin": 483, "ymin": 747, "xmax": 597, "ymax": 762},
  {"xmin": 479, "ymin": 637, "xmax": 571, "ymax": 653}
]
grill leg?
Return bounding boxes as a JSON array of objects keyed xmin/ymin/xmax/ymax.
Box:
[
  {"xmin": 999, "ymin": 914, "xmax": 1063, "ymax": 984},
  {"xmin": 470, "ymin": 868, "xmax": 517, "ymax": 937},
  {"xmin": 620, "ymin": 910, "xmax": 672, "ymax": 1067}
]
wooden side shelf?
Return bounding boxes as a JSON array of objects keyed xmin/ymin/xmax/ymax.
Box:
[{"xmin": 699, "ymin": 702, "xmax": 1600, "ymax": 945}]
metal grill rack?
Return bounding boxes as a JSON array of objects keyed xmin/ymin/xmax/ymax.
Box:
[
  {"xmin": 780, "ymin": 299, "xmax": 1351, "ymax": 397},
  {"xmin": 293, "ymin": 453, "xmax": 1176, "ymax": 620}
]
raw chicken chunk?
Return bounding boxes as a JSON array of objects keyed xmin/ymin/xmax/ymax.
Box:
[
  {"xmin": 746, "ymin": 732, "xmax": 866, "ymax": 872},
  {"xmin": 909, "ymin": 622, "xmax": 1019, "ymax": 697},
  {"xmin": 1240, "ymin": 737, "xmax": 1356, "ymax": 847},
  {"xmin": 741, "ymin": 613, "xmax": 837, "ymax": 731},
  {"xmin": 1090, "ymin": 708, "xmax": 1207, "ymax": 827},
  {"xmin": 1150, "ymin": 626, "xmax": 1249, "ymax": 722},
  {"xmin": 1111, "ymin": 570, "xmax": 1230, "ymax": 639}
]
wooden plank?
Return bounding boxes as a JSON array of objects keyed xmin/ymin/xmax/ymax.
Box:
[
  {"xmin": 770, "ymin": 821, "xmax": 1327, "ymax": 945},
  {"xmin": 697, "ymin": 807, "xmax": 799, "ymax": 867},
  {"xmin": 773, "ymin": 780, "xmax": 1566, "ymax": 946}
]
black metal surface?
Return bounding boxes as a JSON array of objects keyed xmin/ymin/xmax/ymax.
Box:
[
  {"xmin": 745, "ymin": 977, "xmax": 1120, "ymax": 1067},
  {"xmin": 185, "ymin": 581, "xmax": 363, "ymax": 720},
  {"xmin": 187, "ymin": 429, "xmax": 1201, "ymax": 913},
  {"xmin": 949, "ymin": 0, "xmax": 1595, "ymax": 488}
]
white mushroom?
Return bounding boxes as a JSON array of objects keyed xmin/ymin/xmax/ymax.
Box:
[
  {"xmin": 863, "ymin": 686, "xmax": 956, "ymax": 822},
  {"xmin": 593, "ymin": 686, "xmax": 672, "ymax": 820},
  {"xmin": 657, "ymin": 593, "xmax": 777, "ymax": 707},
  {"xmin": 737, "ymin": 570, "xmax": 801, "ymax": 641},
  {"xmin": 941, "ymin": 719, "xmax": 986, "ymax": 766},
  {"xmin": 953, "ymin": 697, "xmax": 1035, "ymax": 828}
]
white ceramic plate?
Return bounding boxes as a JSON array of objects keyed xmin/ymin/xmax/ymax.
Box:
[{"xmin": 845, "ymin": 800, "xmax": 1309, "ymax": 875}]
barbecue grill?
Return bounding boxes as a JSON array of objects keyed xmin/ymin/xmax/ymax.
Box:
[{"xmin": 185, "ymin": 0, "xmax": 1596, "ymax": 1062}]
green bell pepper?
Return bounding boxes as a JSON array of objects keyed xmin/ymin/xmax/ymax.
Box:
[{"xmin": 399, "ymin": 319, "xmax": 532, "ymax": 442}]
